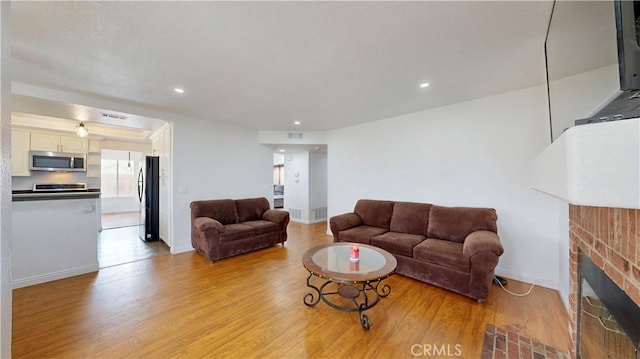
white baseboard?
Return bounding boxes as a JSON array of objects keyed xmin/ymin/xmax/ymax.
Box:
[
  {"xmin": 494, "ymin": 267, "xmax": 558, "ymax": 290},
  {"xmin": 12, "ymin": 264, "xmax": 99, "ymax": 289},
  {"xmin": 290, "ymin": 218, "xmax": 327, "ymax": 224},
  {"xmin": 170, "ymin": 246, "xmax": 194, "ymax": 255}
]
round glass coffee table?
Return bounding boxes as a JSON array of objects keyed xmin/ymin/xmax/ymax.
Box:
[{"xmin": 302, "ymin": 242, "xmax": 397, "ymax": 330}]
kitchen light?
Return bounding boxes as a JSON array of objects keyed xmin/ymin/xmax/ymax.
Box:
[
  {"xmin": 419, "ymin": 82, "xmax": 430, "ymax": 88},
  {"xmin": 279, "ymin": 149, "xmax": 286, "ymax": 152},
  {"xmin": 174, "ymin": 88, "xmax": 185, "ymax": 94},
  {"xmin": 76, "ymin": 122, "xmax": 88, "ymax": 138},
  {"xmin": 293, "ymin": 121, "xmax": 301, "ymax": 125}
]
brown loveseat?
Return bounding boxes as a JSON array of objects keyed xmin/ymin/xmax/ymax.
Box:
[
  {"xmin": 190, "ymin": 197, "xmax": 290, "ymax": 262},
  {"xmin": 330, "ymin": 199, "xmax": 503, "ymax": 301}
]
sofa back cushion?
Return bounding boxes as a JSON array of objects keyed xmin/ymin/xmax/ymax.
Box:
[
  {"xmin": 190, "ymin": 199, "xmax": 238, "ymax": 225},
  {"xmin": 390, "ymin": 202, "xmax": 432, "ymax": 236},
  {"xmin": 427, "ymin": 205, "xmax": 497, "ymax": 243},
  {"xmin": 354, "ymin": 199, "xmax": 395, "ymax": 229},
  {"xmin": 236, "ymin": 197, "xmax": 270, "ymax": 222}
]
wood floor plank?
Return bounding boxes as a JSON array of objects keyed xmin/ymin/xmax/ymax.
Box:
[{"xmin": 12, "ymin": 222, "xmax": 570, "ymax": 358}]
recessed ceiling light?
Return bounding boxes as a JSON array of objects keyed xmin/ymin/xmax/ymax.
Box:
[
  {"xmin": 174, "ymin": 88, "xmax": 185, "ymax": 94},
  {"xmin": 293, "ymin": 121, "xmax": 301, "ymax": 125},
  {"xmin": 419, "ymin": 82, "xmax": 430, "ymax": 88},
  {"xmin": 279, "ymin": 149, "xmax": 286, "ymax": 152}
]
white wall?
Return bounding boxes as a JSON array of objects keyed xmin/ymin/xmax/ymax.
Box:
[
  {"xmin": 309, "ymin": 151, "xmax": 328, "ymax": 220},
  {"xmin": 171, "ymin": 117, "xmax": 273, "ymax": 254},
  {"xmin": 328, "ymin": 85, "xmax": 562, "ymax": 288},
  {"xmin": 283, "ymin": 151, "xmax": 328, "ymax": 223},
  {"xmin": 284, "ymin": 151, "xmax": 310, "ymax": 222},
  {"xmin": 549, "ymin": 64, "xmax": 619, "ymax": 141},
  {"xmin": 0, "ymin": 2, "xmax": 11, "ymax": 355}
]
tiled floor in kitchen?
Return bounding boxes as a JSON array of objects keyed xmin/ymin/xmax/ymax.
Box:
[{"xmin": 98, "ymin": 213, "xmax": 170, "ymax": 268}]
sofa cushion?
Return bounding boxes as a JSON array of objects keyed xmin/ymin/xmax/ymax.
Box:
[
  {"xmin": 413, "ymin": 238, "xmax": 470, "ymax": 272},
  {"xmin": 390, "ymin": 202, "xmax": 432, "ymax": 236},
  {"xmin": 371, "ymin": 232, "xmax": 425, "ymax": 257},
  {"xmin": 236, "ymin": 197, "xmax": 270, "ymax": 222},
  {"xmin": 427, "ymin": 205, "xmax": 497, "ymax": 243},
  {"xmin": 220, "ymin": 223, "xmax": 256, "ymax": 242},
  {"xmin": 243, "ymin": 220, "xmax": 281, "ymax": 235},
  {"xmin": 190, "ymin": 199, "xmax": 238, "ymax": 225},
  {"xmin": 354, "ymin": 199, "xmax": 395, "ymax": 228},
  {"xmin": 339, "ymin": 225, "xmax": 388, "ymax": 244}
]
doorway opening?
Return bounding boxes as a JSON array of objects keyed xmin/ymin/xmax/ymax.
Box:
[{"xmin": 98, "ymin": 149, "xmax": 169, "ymax": 268}]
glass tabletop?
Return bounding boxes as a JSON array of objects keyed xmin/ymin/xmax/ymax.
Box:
[{"xmin": 302, "ymin": 243, "xmax": 397, "ymax": 283}]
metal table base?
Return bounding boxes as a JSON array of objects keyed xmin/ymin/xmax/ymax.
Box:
[{"xmin": 303, "ymin": 272, "xmax": 392, "ymax": 330}]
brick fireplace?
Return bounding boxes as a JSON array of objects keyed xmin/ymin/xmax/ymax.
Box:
[{"xmin": 568, "ymin": 205, "xmax": 640, "ymax": 358}]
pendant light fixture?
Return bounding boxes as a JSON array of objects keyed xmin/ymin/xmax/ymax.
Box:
[{"xmin": 76, "ymin": 122, "xmax": 88, "ymax": 138}]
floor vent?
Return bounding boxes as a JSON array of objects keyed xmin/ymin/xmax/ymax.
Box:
[
  {"xmin": 288, "ymin": 208, "xmax": 302, "ymax": 219},
  {"xmin": 287, "ymin": 132, "xmax": 303, "ymax": 139}
]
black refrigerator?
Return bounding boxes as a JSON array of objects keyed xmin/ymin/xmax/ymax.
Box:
[{"xmin": 138, "ymin": 156, "xmax": 160, "ymax": 242}]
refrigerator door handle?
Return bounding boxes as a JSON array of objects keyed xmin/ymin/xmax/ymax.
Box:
[{"xmin": 137, "ymin": 167, "xmax": 144, "ymax": 202}]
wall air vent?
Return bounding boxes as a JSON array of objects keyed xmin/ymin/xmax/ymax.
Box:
[
  {"xmin": 287, "ymin": 132, "xmax": 303, "ymax": 139},
  {"xmin": 101, "ymin": 112, "xmax": 127, "ymax": 120}
]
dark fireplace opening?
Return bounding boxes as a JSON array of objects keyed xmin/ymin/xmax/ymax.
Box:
[{"xmin": 578, "ymin": 250, "xmax": 640, "ymax": 359}]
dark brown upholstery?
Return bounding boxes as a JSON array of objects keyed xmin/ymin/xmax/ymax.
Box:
[
  {"xmin": 428, "ymin": 205, "xmax": 497, "ymax": 243},
  {"xmin": 190, "ymin": 199, "xmax": 238, "ymax": 225},
  {"xmin": 354, "ymin": 199, "xmax": 395, "ymax": 228},
  {"xmin": 330, "ymin": 199, "xmax": 503, "ymax": 302},
  {"xmin": 190, "ymin": 197, "xmax": 289, "ymax": 262},
  {"xmin": 413, "ymin": 239, "xmax": 470, "ymax": 272},
  {"xmin": 389, "ymin": 202, "xmax": 431, "ymax": 236},
  {"xmin": 371, "ymin": 232, "xmax": 425, "ymax": 257},
  {"xmin": 236, "ymin": 197, "xmax": 270, "ymax": 222}
]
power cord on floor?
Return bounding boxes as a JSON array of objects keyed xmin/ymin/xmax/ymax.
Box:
[{"xmin": 494, "ymin": 275, "xmax": 535, "ymax": 297}]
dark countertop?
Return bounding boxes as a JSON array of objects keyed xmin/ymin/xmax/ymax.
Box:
[{"xmin": 12, "ymin": 189, "xmax": 101, "ymax": 202}]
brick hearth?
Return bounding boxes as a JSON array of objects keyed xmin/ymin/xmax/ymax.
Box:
[{"xmin": 568, "ymin": 205, "xmax": 640, "ymax": 358}]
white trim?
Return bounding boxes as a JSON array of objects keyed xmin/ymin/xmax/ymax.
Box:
[
  {"xmin": 494, "ymin": 267, "xmax": 558, "ymax": 290},
  {"xmin": 290, "ymin": 218, "xmax": 326, "ymax": 224},
  {"xmin": 12, "ymin": 264, "xmax": 98, "ymax": 289},
  {"xmin": 170, "ymin": 246, "xmax": 194, "ymax": 255}
]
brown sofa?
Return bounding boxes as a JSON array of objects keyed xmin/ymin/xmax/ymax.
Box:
[
  {"xmin": 330, "ymin": 199, "xmax": 503, "ymax": 301},
  {"xmin": 190, "ymin": 197, "xmax": 290, "ymax": 262}
]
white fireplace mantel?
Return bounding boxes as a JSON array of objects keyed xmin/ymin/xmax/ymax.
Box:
[{"xmin": 531, "ymin": 118, "xmax": 640, "ymax": 209}]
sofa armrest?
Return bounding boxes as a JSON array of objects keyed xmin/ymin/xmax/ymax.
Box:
[
  {"xmin": 193, "ymin": 217, "xmax": 224, "ymax": 233},
  {"xmin": 330, "ymin": 213, "xmax": 362, "ymax": 233},
  {"xmin": 462, "ymin": 230, "xmax": 503, "ymax": 258},
  {"xmin": 263, "ymin": 209, "xmax": 289, "ymax": 224}
]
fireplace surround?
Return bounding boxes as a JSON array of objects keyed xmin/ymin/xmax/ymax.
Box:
[
  {"xmin": 569, "ymin": 205, "xmax": 640, "ymax": 358},
  {"xmin": 578, "ymin": 250, "xmax": 639, "ymax": 358}
]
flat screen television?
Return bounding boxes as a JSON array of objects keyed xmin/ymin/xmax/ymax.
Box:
[{"xmin": 545, "ymin": 0, "xmax": 640, "ymax": 142}]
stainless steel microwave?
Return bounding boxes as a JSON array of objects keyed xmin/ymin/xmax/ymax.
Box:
[{"xmin": 29, "ymin": 151, "xmax": 87, "ymax": 172}]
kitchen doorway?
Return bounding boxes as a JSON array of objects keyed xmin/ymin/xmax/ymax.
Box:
[{"xmin": 99, "ymin": 149, "xmax": 169, "ymax": 268}]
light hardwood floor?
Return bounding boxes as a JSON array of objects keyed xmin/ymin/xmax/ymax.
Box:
[{"xmin": 13, "ymin": 222, "xmax": 570, "ymax": 358}]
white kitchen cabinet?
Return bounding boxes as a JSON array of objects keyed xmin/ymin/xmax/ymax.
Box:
[
  {"xmin": 11, "ymin": 129, "xmax": 31, "ymax": 176},
  {"xmin": 31, "ymin": 132, "xmax": 87, "ymax": 153}
]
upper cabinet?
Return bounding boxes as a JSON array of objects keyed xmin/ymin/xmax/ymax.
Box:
[
  {"xmin": 11, "ymin": 129, "xmax": 31, "ymax": 176},
  {"xmin": 31, "ymin": 132, "xmax": 87, "ymax": 153}
]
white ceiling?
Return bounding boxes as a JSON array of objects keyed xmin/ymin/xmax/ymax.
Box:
[{"xmin": 10, "ymin": 1, "xmax": 553, "ymax": 133}]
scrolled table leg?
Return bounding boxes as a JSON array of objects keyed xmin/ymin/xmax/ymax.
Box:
[
  {"xmin": 358, "ymin": 303, "xmax": 370, "ymax": 330},
  {"xmin": 303, "ymin": 272, "xmax": 322, "ymax": 307},
  {"xmin": 374, "ymin": 279, "xmax": 392, "ymax": 298}
]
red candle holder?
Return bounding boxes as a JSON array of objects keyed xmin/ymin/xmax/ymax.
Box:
[{"xmin": 349, "ymin": 244, "xmax": 360, "ymax": 262}]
